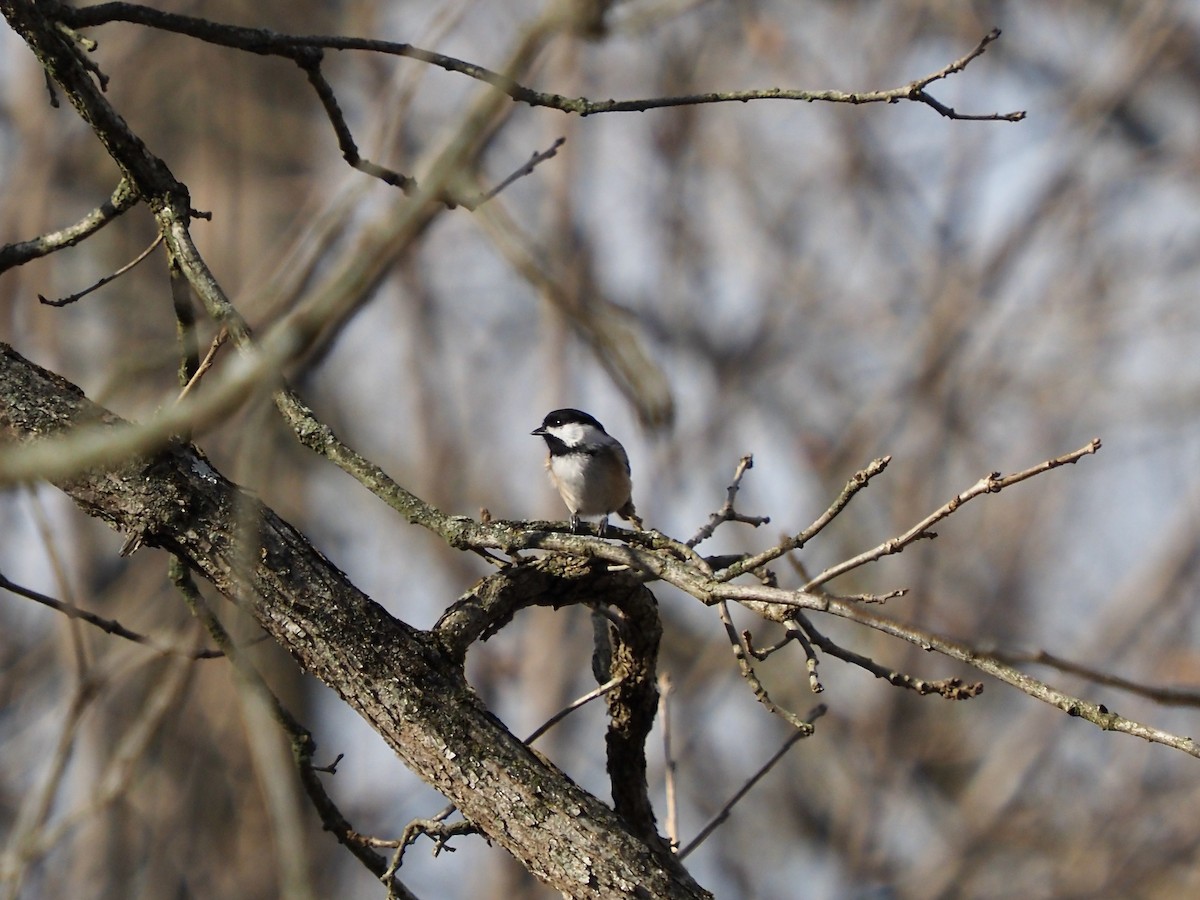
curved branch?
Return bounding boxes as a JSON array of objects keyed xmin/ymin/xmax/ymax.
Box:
[
  {"xmin": 434, "ymin": 556, "xmax": 666, "ymax": 843},
  {"xmin": 0, "ymin": 342, "xmax": 709, "ymax": 900}
]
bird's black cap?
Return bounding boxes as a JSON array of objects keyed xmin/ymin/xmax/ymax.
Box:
[{"xmin": 531, "ymin": 408, "xmax": 606, "ymax": 435}]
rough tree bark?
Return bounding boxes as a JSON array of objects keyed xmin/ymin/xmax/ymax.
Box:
[{"xmin": 0, "ymin": 341, "xmax": 709, "ymax": 899}]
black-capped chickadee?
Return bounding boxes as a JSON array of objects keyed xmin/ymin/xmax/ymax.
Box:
[{"xmin": 531, "ymin": 408, "xmax": 643, "ymax": 535}]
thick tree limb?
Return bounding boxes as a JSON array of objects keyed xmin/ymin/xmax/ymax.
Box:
[
  {"xmin": 0, "ymin": 342, "xmax": 709, "ymax": 900},
  {"xmin": 434, "ymin": 556, "xmax": 665, "ymax": 845}
]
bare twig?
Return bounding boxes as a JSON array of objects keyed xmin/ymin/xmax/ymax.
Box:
[
  {"xmin": 294, "ymin": 52, "xmax": 417, "ymax": 193},
  {"xmin": 795, "ymin": 615, "xmax": 983, "ymax": 700},
  {"xmin": 742, "ymin": 628, "xmax": 796, "ymax": 662},
  {"xmin": 901, "ymin": 28, "xmax": 1022, "ymax": 121},
  {"xmin": 523, "ymin": 675, "xmax": 623, "ymax": 744},
  {"xmin": 716, "ymin": 455, "xmax": 892, "ymax": 582},
  {"xmin": 63, "ymin": 8, "xmax": 1022, "ymax": 121},
  {"xmin": 0, "ymin": 570, "xmax": 222, "ymax": 659},
  {"xmin": 833, "ymin": 588, "xmax": 909, "ymax": 605},
  {"xmin": 55, "ymin": 18, "xmax": 108, "ymax": 88},
  {"xmin": 384, "ymin": 818, "xmax": 480, "ymax": 894},
  {"xmin": 687, "ymin": 455, "xmax": 770, "ymax": 548},
  {"xmin": 176, "ymin": 328, "xmax": 229, "ymax": 403},
  {"xmin": 802, "ymin": 439, "xmax": 1102, "ymax": 589},
  {"xmin": 55, "ymin": 21, "xmax": 96, "ymax": 52},
  {"xmin": 313, "ymin": 753, "xmax": 344, "ymax": 774},
  {"xmin": 716, "ymin": 600, "xmax": 815, "ymax": 731},
  {"xmin": 42, "ymin": 6, "xmax": 557, "ymax": 207},
  {"xmin": 794, "ymin": 627, "xmax": 824, "ymax": 694},
  {"xmin": 827, "ymin": 600, "xmax": 1200, "ymax": 756},
  {"xmin": 677, "ymin": 704, "xmax": 827, "ymax": 860},
  {"xmin": 989, "ymin": 648, "xmax": 1200, "ymax": 707},
  {"xmin": 742, "ymin": 625, "xmax": 824, "ymax": 694},
  {"xmin": 37, "ymin": 232, "xmax": 162, "ymax": 306},
  {"xmin": 462, "ymin": 136, "xmax": 567, "ymax": 209}
]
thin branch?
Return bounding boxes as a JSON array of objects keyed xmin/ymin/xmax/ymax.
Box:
[
  {"xmin": 294, "ymin": 52, "xmax": 417, "ymax": 194},
  {"xmin": 742, "ymin": 625, "xmax": 824, "ymax": 693},
  {"xmin": 524, "ymin": 675, "xmax": 623, "ymax": 744},
  {"xmin": 825, "ymin": 601, "xmax": 1200, "ymax": 757},
  {"xmin": 384, "ymin": 818, "xmax": 480, "ymax": 894},
  {"xmin": 563, "ymin": 29, "xmax": 1024, "ymax": 122},
  {"xmin": 53, "ymin": 4, "xmax": 553, "ymax": 205},
  {"xmin": 61, "ymin": 7, "xmax": 1023, "ymax": 121},
  {"xmin": 990, "ymin": 648, "xmax": 1200, "ymax": 708},
  {"xmin": 743, "ymin": 628, "xmax": 796, "ymax": 662},
  {"xmin": 912, "ymin": 89, "xmax": 1016, "ymax": 122},
  {"xmin": 41, "ymin": 66, "xmax": 59, "ymax": 107},
  {"xmin": 0, "ymin": 178, "xmax": 139, "ymax": 273},
  {"xmin": 677, "ymin": 704, "xmax": 827, "ymax": 860},
  {"xmin": 834, "ymin": 588, "xmax": 909, "ymax": 605},
  {"xmin": 716, "ymin": 455, "xmax": 892, "ymax": 582},
  {"xmin": 460, "ymin": 136, "xmax": 567, "ymax": 210},
  {"xmin": 716, "ymin": 600, "xmax": 815, "ymax": 731},
  {"xmin": 0, "ymin": 569, "xmax": 223, "ymax": 659},
  {"xmin": 802, "ymin": 439, "xmax": 1102, "ymax": 589},
  {"xmin": 38, "ymin": 232, "xmax": 162, "ymax": 307},
  {"xmin": 55, "ymin": 17, "xmax": 108, "ymax": 89},
  {"xmin": 176, "ymin": 327, "xmax": 229, "ymax": 403},
  {"xmin": 55, "ymin": 21, "xmax": 97, "ymax": 52},
  {"xmin": 795, "ymin": 615, "xmax": 983, "ymax": 700},
  {"xmin": 687, "ymin": 455, "xmax": 770, "ymax": 548},
  {"xmin": 794, "ymin": 627, "xmax": 824, "ymax": 693}
]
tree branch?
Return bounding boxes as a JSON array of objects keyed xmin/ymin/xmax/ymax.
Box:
[
  {"xmin": 0, "ymin": 569, "xmax": 222, "ymax": 659},
  {"xmin": 56, "ymin": 5, "xmax": 1024, "ymax": 122},
  {"xmin": 169, "ymin": 561, "xmax": 421, "ymax": 900},
  {"xmin": 801, "ymin": 440, "xmax": 1102, "ymax": 590},
  {"xmin": 433, "ymin": 555, "xmax": 666, "ymax": 844},
  {"xmin": 0, "ymin": 341, "xmax": 709, "ymax": 900},
  {"xmin": 0, "ymin": 178, "xmax": 139, "ymax": 274}
]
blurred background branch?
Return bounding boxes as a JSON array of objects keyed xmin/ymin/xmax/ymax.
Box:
[{"xmin": 3, "ymin": 0, "xmax": 1200, "ymax": 897}]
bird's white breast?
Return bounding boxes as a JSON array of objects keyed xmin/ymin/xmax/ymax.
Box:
[{"xmin": 547, "ymin": 450, "xmax": 631, "ymax": 516}]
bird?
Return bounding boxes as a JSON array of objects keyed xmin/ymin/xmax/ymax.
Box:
[{"xmin": 531, "ymin": 408, "xmax": 642, "ymax": 535}]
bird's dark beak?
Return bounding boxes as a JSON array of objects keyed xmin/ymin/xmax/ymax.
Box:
[{"xmin": 531, "ymin": 426, "xmax": 545, "ymax": 436}]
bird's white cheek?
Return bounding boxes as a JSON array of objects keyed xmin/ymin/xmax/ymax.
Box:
[{"xmin": 546, "ymin": 422, "xmax": 597, "ymax": 447}]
